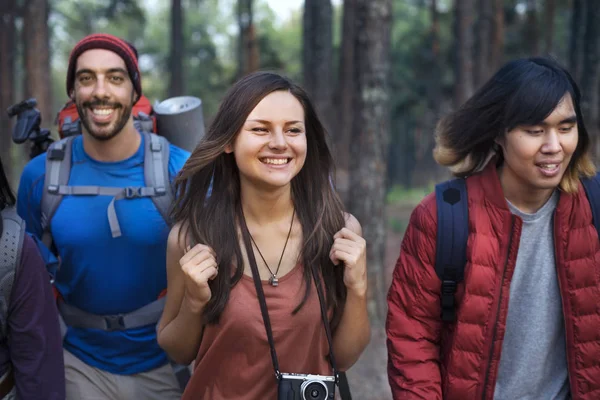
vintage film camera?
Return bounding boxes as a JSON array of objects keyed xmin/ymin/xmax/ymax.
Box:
[{"xmin": 278, "ymin": 373, "xmax": 336, "ymax": 400}]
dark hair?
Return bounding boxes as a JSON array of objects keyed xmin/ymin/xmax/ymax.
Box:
[
  {"xmin": 0, "ymin": 155, "xmax": 15, "ymax": 211},
  {"xmin": 173, "ymin": 71, "xmax": 347, "ymax": 327},
  {"xmin": 434, "ymin": 57, "xmax": 595, "ymax": 192}
]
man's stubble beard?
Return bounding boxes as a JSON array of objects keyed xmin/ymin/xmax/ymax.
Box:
[{"xmin": 75, "ymin": 93, "xmax": 135, "ymax": 142}]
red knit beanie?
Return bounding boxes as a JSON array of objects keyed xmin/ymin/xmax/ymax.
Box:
[{"xmin": 66, "ymin": 33, "xmax": 142, "ymax": 98}]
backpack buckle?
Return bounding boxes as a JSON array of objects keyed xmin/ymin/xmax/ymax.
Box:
[
  {"xmin": 48, "ymin": 185, "xmax": 59, "ymax": 194},
  {"xmin": 441, "ymin": 280, "xmax": 457, "ymax": 321},
  {"xmin": 150, "ymin": 141, "xmax": 162, "ymax": 152},
  {"xmin": 104, "ymin": 315, "xmax": 126, "ymax": 331},
  {"xmin": 48, "ymin": 147, "xmax": 65, "ymax": 161},
  {"xmin": 124, "ymin": 187, "xmax": 142, "ymax": 199},
  {"xmin": 441, "ymin": 279, "xmax": 456, "ymax": 294}
]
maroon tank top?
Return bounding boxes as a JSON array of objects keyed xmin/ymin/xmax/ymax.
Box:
[{"xmin": 182, "ymin": 263, "xmax": 333, "ymax": 399}]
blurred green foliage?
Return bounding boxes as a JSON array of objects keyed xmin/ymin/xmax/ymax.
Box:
[{"xmin": 40, "ymin": 0, "xmax": 574, "ymax": 190}]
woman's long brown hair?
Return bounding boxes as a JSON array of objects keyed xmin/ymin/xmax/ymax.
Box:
[{"xmin": 171, "ymin": 72, "xmax": 347, "ymax": 328}]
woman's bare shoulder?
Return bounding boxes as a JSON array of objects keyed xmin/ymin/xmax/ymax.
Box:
[
  {"xmin": 343, "ymin": 212, "xmax": 362, "ymax": 236},
  {"xmin": 168, "ymin": 221, "xmax": 192, "ymax": 255}
]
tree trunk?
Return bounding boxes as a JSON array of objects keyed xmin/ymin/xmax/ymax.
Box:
[
  {"xmin": 333, "ymin": 0, "xmax": 356, "ymax": 201},
  {"xmin": 426, "ymin": 0, "xmax": 441, "ymax": 104},
  {"xmin": 543, "ymin": 0, "xmax": 555, "ymax": 55},
  {"xmin": 0, "ymin": 1, "xmax": 16, "ymax": 181},
  {"xmin": 428, "ymin": 0, "xmax": 441, "ymax": 108},
  {"xmin": 454, "ymin": 0, "xmax": 475, "ymax": 107},
  {"xmin": 569, "ymin": 0, "xmax": 585, "ymax": 83},
  {"xmin": 302, "ymin": 0, "xmax": 333, "ymax": 144},
  {"xmin": 348, "ymin": 0, "xmax": 392, "ymax": 323},
  {"xmin": 168, "ymin": 0, "xmax": 184, "ymax": 97},
  {"xmin": 524, "ymin": 0, "xmax": 539, "ymax": 56},
  {"xmin": 23, "ymin": 0, "xmax": 52, "ymax": 131},
  {"xmin": 237, "ymin": 0, "xmax": 259, "ymax": 78},
  {"xmin": 431, "ymin": 0, "xmax": 440, "ymax": 57},
  {"xmin": 581, "ymin": 0, "xmax": 600, "ymax": 159},
  {"xmin": 474, "ymin": 0, "xmax": 493, "ymax": 88},
  {"xmin": 490, "ymin": 0, "xmax": 504, "ymax": 71}
]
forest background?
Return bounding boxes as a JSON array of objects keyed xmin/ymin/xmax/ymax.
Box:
[{"xmin": 0, "ymin": 1, "xmax": 596, "ymax": 398}]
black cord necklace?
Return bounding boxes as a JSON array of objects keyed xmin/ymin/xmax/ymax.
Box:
[{"xmin": 247, "ymin": 209, "xmax": 295, "ymax": 287}]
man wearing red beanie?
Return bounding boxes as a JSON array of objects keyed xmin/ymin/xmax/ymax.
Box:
[{"xmin": 17, "ymin": 33, "xmax": 190, "ymax": 399}]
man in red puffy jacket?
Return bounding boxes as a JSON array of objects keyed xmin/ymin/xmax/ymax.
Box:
[{"xmin": 386, "ymin": 57, "xmax": 600, "ymax": 400}]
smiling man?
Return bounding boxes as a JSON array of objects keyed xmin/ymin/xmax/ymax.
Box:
[
  {"xmin": 386, "ymin": 57, "xmax": 600, "ymax": 400},
  {"xmin": 17, "ymin": 34, "xmax": 189, "ymax": 399}
]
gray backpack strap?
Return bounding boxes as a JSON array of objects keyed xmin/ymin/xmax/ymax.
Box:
[
  {"xmin": 143, "ymin": 132, "xmax": 173, "ymax": 225},
  {"xmin": 41, "ymin": 137, "xmax": 75, "ymax": 249},
  {"xmin": 39, "ymin": 134, "xmax": 173, "ymax": 240},
  {"xmin": 0, "ymin": 207, "xmax": 26, "ymax": 340}
]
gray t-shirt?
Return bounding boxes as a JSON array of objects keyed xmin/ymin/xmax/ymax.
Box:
[{"xmin": 493, "ymin": 191, "xmax": 570, "ymax": 400}]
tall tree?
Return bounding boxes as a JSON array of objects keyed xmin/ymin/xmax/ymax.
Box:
[
  {"xmin": 237, "ymin": 0, "xmax": 259, "ymax": 78},
  {"xmin": 581, "ymin": 0, "xmax": 600, "ymax": 158},
  {"xmin": 348, "ymin": 0, "xmax": 392, "ymax": 323},
  {"xmin": 426, "ymin": 0, "xmax": 441, "ymax": 108},
  {"xmin": 454, "ymin": 0, "xmax": 475, "ymax": 107},
  {"xmin": 524, "ymin": 0, "xmax": 539, "ymax": 56},
  {"xmin": 53, "ymin": 0, "xmax": 145, "ymax": 41},
  {"xmin": 333, "ymin": 0, "xmax": 356, "ymax": 201},
  {"xmin": 168, "ymin": 0, "xmax": 184, "ymax": 97},
  {"xmin": 302, "ymin": 0, "xmax": 333, "ymax": 143},
  {"xmin": 569, "ymin": 0, "xmax": 585, "ymax": 83},
  {"xmin": 23, "ymin": 0, "xmax": 53, "ymax": 131},
  {"xmin": 490, "ymin": 0, "xmax": 504, "ymax": 71},
  {"xmin": 543, "ymin": 0, "xmax": 555, "ymax": 55},
  {"xmin": 0, "ymin": 1, "xmax": 16, "ymax": 180},
  {"xmin": 474, "ymin": 0, "xmax": 493, "ymax": 88}
]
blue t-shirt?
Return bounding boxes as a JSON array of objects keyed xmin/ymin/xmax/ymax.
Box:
[{"xmin": 17, "ymin": 133, "xmax": 190, "ymax": 375}]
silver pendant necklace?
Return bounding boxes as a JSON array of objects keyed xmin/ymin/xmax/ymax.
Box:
[{"xmin": 248, "ymin": 210, "xmax": 295, "ymax": 287}]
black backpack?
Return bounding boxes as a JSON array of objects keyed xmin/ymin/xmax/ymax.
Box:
[{"xmin": 434, "ymin": 175, "xmax": 600, "ymax": 322}]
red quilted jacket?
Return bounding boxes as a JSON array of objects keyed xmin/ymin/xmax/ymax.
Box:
[{"xmin": 386, "ymin": 162, "xmax": 600, "ymax": 400}]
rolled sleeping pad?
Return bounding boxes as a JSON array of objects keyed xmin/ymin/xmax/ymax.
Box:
[{"xmin": 154, "ymin": 96, "xmax": 205, "ymax": 152}]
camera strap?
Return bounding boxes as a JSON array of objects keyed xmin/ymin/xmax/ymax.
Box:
[
  {"xmin": 238, "ymin": 207, "xmax": 340, "ymax": 385},
  {"xmin": 239, "ymin": 208, "xmax": 282, "ymax": 379}
]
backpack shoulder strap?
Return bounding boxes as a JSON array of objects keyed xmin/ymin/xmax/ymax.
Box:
[
  {"xmin": 0, "ymin": 207, "xmax": 26, "ymax": 339},
  {"xmin": 142, "ymin": 132, "xmax": 173, "ymax": 226},
  {"xmin": 41, "ymin": 136, "xmax": 75, "ymax": 249},
  {"xmin": 434, "ymin": 178, "xmax": 469, "ymax": 322},
  {"xmin": 580, "ymin": 174, "xmax": 600, "ymax": 238}
]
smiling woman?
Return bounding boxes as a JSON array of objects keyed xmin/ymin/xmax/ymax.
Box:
[
  {"xmin": 157, "ymin": 71, "xmax": 371, "ymax": 400},
  {"xmin": 225, "ymin": 90, "xmax": 308, "ymax": 189}
]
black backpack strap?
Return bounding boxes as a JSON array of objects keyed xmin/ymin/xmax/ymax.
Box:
[
  {"xmin": 434, "ymin": 178, "xmax": 469, "ymax": 322},
  {"xmin": 581, "ymin": 174, "xmax": 600, "ymax": 239}
]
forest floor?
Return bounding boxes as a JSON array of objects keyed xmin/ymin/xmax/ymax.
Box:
[{"xmin": 344, "ymin": 202, "xmax": 416, "ymax": 400}]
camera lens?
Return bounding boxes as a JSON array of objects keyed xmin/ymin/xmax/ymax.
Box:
[{"xmin": 300, "ymin": 380, "xmax": 328, "ymax": 400}]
